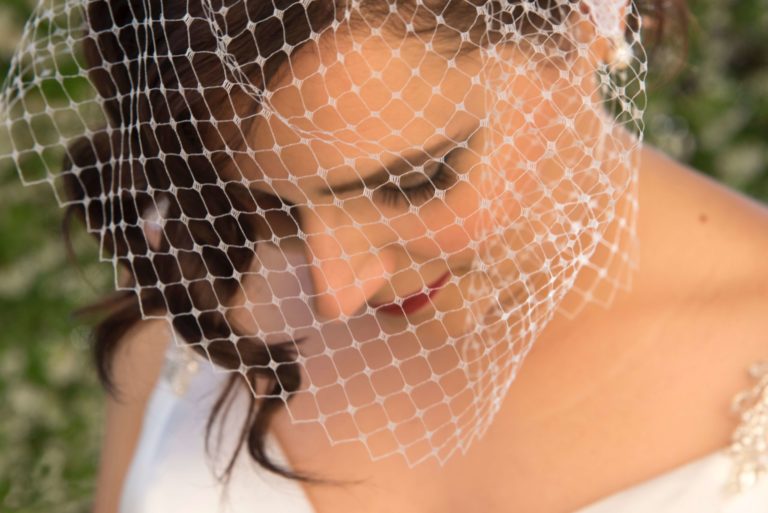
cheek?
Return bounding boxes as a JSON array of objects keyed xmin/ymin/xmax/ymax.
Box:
[{"xmin": 224, "ymin": 240, "xmax": 316, "ymax": 338}]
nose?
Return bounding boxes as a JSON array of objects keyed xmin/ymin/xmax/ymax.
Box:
[{"xmin": 300, "ymin": 206, "xmax": 395, "ymax": 319}]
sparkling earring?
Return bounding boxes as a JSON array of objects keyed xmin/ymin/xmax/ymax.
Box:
[{"xmin": 609, "ymin": 35, "xmax": 633, "ymax": 72}]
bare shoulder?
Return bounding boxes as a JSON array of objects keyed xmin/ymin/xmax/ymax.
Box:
[
  {"xmin": 537, "ymin": 148, "xmax": 768, "ymax": 504},
  {"xmin": 110, "ymin": 319, "xmax": 172, "ymax": 403},
  {"xmin": 639, "ymin": 146, "xmax": 768, "ymax": 295},
  {"xmin": 92, "ymin": 319, "xmax": 171, "ymax": 513},
  {"xmin": 636, "ymin": 145, "xmax": 768, "ymax": 420}
]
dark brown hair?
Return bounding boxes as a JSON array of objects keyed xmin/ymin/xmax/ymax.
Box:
[{"xmin": 63, "ymin": 0, "xmax": 688, "ymax": 482}]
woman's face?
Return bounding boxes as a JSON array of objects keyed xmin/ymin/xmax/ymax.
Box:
[
  {"xmin": 241, "ymin": 26, "xmax": 607, "ymax": 326},
  {"xmin": 218, "ymin": 11, "xmax": 636, "ymax": 462}
]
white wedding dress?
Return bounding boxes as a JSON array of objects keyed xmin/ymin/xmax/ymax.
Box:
[{"xmin": 120, "ymin": 342, "xmax": 768, "ymax": 513}]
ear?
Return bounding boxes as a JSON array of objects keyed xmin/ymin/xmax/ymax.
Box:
[{"xmin": 142, "ymin": 196, "xmax": 170, "ymax": 251}]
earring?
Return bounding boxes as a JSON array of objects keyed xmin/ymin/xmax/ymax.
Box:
[
  {"xmin": 142, "ymin": 196, "xmax": 170, "ymax": 250},
  {"xmin": 608, "ymin": 35, "xmax": 633, "ymax": 72}
]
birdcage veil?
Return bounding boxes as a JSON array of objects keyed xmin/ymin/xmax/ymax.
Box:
[{"xmin": 0, "ymin": 0, "xmax": 645, "ymax": 466}]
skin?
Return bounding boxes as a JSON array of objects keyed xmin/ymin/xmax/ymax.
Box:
[
  {"xmin": 92, "ymin": 10, "xmax": 768, "ymax": 513},
  {"xmin": 225, "ymin": 19, "xmax": 636, "ymax": 470},
  {"xmin": 268, "ymin": 146, "xmax": 768, "ymax": 513},
  {"xmin": 243, "ymin": 25, "xmax": 610, "ymax": 322},
  {"xmin": 256, "ymin": 21, "xmax": 768, "ymax": 513}
]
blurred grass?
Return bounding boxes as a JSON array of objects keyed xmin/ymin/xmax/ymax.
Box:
[
  {"xmin": 0, "ymin": 0, "xmax": 767, "ymax": 512},
  {"xmin": 0, "ymin": 2, "xmax": 112, "ymax": 512},
  {"xmin": 645, "ymin": 0, "xmax": 768, "ymax": 198}
]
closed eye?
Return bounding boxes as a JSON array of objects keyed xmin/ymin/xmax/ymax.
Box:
[{"xmin": 375, "ymin": 148, "xmax": 461, "ymax": 208}]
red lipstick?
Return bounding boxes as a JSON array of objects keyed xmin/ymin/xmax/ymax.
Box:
[{"xmin": 370, "ymin": 272, "xmax": 451, "ymax": 315}]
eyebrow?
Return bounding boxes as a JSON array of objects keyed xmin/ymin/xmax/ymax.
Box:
[{"xmin": 319, "ymin": 124, "xmax": 478, "ymax": 196}]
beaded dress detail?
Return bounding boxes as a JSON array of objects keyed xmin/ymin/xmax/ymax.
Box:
[
  {"xmin": 727, "ymin": 361, "xmax": 768, "ymax": 495},
  {"xmin": 161, "ymin": 343, "xmax": 201, "ymax": 397}
]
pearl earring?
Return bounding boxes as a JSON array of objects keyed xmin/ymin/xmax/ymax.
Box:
[{"xmin": 609, "ymin": 35, "xmax": 633, "ymax": 72}]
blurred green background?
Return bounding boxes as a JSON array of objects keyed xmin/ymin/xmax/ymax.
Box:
[{"xmin": 0, "ymin": 0, "xmax": 766, "ymax": 511}]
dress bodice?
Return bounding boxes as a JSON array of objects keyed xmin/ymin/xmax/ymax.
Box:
[{"xmin": 120, "ymin": 343, "xmax": 768, "ymax": 513}]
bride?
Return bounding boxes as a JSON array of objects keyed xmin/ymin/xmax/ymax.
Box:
[{"xmin": 2, "ymin": 0, "xmax": 766, "ymax": 512}]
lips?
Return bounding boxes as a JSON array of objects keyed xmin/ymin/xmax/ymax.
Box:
[{"xmin": 369, "ymin": 271, "xmax": 452, "ymax": 315}]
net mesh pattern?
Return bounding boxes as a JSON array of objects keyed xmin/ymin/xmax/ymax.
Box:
[{"xmin": 1, "ymin": 0, "xmax": 646, "ymax": 466}]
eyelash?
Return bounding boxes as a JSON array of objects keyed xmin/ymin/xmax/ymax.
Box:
[{"xmin": 375, "ymin": 157, "xmax": 457, "ymax": 208}]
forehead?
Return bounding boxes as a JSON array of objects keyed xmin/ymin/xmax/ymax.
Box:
[{"xmin": 247, "ymin": 27, "xmax": 486, "ymax": 183}]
